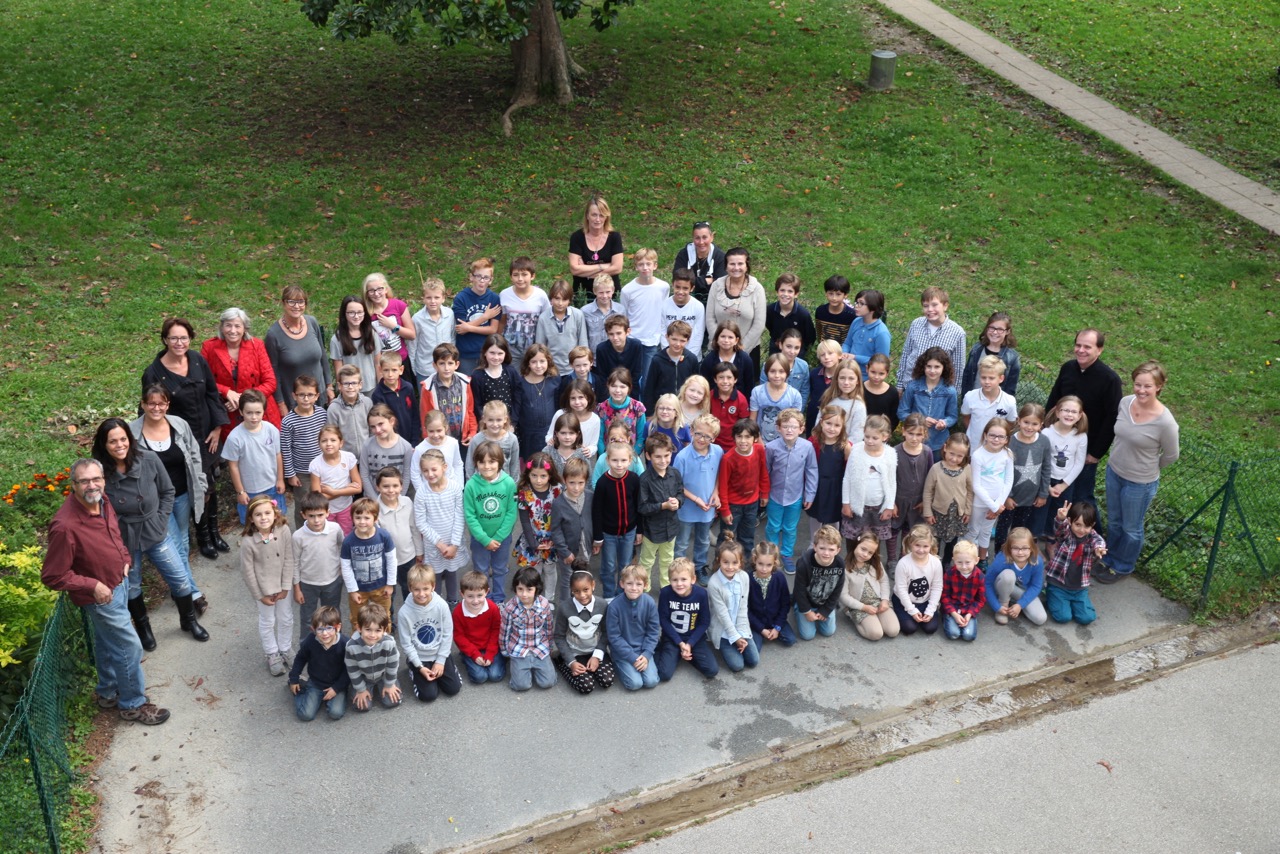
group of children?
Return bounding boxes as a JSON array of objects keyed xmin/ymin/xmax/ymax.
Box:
[{"xmin": 220, "ymin": 260, "xmax": 1110, "ymax": 717}]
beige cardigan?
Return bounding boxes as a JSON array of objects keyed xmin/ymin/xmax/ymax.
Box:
[{"xmin": 922, "ymin": 462, "xmax": 974, "ymax": 518}]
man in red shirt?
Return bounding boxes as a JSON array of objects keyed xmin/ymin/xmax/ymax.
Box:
[{"xmin": 41, "ymin": 458, "xmax": 170, "ymax": 725}]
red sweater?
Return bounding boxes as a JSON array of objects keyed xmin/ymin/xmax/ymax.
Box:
[
  {"xmin": 718, "ymin": 443, "xmax": 770, "ymax": 513},
  {"xmin": 452, "ymin": 600, "xmax": 502, "ymax": 662},
  {"xmin": 709, "ymin": 391, "xmax": 749, "ymax": 452}
]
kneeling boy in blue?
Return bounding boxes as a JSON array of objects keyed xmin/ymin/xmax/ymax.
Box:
[
  {"xmin": 942, "ymin": 540, "xmax": 984, "ymax": 641},
  {"xmin": 1045, "ymin": 501, "xmax": 1106, "ymax": 626},
  {"xmin": 747, "ymin": 541, "xmax": 795, "ymax": 653},
  {"xmin": 344, "ymin": 602, "xmax": 402, "ymax": 711},
  {"xmin": 707, "ymin": 538, "xmax": 759, "ymax": 672},
  {"xmin": 656, "ymin": 558, "xmax": 718, "ymax": 681},
  {"xmin": 607, "ymin": 563, "xmax": 661, "ymax": 691},
  {"xmin": 288, "ymin": 606, "xmax": 350, "ymax": 721},
  {"xmin": 397, "ymin": 565, "xmax": 461, "ymax": 702}
]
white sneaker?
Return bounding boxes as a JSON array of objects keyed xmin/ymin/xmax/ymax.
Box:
[
  {"xmin": 267, "ymin": 653, "xmax": 286, "ymax": 676},
  {"xmin": 994, "ymin": 612, "xmax": 1009, "ymax": 625}
]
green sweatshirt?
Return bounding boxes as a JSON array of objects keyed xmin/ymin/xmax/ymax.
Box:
[{"xmin": 463, "ymin": 472, "xmax": 517, "ymax": 545}]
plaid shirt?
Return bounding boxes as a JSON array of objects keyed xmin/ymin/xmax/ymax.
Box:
[
  {"xmin": 500, "ymin": 596, "xmax": 554, "ymax": 660},
  {"xmin": 942, "ymin": 566, "xmax": 986, "ymax": 618},
  {"xmin": 1045, "ymin": 516, "xmax": 1106, "ymax": 589}
]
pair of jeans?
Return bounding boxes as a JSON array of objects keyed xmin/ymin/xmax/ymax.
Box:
[
  {"xmin": 675, "ymin": 520, "xmax": 712, "ymax": 580},
  {"xmin": 1105, "ymin": 464, "xmax": 1160, "ymax": 574},
  {"xmin": 943, "ymin": 613, "xmax": 978, "ymax": 641},
  {"xmin": 655, "ymin": 636, "xmax": 719, "ymax": 681},
  {"xmin": 237, "ymin": 488, "xmax": 288, "ymax": 524},
  {"xmin": 294, "ymin": 681, "xmax": 348, "ymax": 721},
  {"xmin": 508, "ymin": 656, "xmax": 557, "ymax": 691},
  {"xmin": 471, "ymin": 533, "xmax": 512, "ymax": 603},
  {"xmin": 461, "ymin": 653, "xmax": 507, "ymax": 684},
  {"xmin": 86, "ymin": 578, "xmax": 147, "ymax": 710},
  {"xmin": 167, "ymin": 492, "xmax": 202, "ymax": 599},
  {"xmin": 794, "ymin": 604, "xmax": 837, "ymax": 640},
  {"xmin": 298, "ymin": 577, "xmax": 346, "ymax": 641},
  {"xmin": 720, "ymin": 502, "xmax": 759, "ymax": 558},
  {"xmin": 614, "ymin": 655, "xmax": 660, "ymax": 690},
  {"xmin": 128, "ymin": 535, "xmax": 192, "ymax": 600},
  {"xmin": 766, "ymin": 500, "xmax": 803, "ymax": 559},
  {"xmin": 635, "ymin": 342, "xmax": 659, "ymax": 394},
  {"xmin": 752, "ymin": 622, "xmax": 797, "ymax": 655},
  {"xmin": 1046, "ymin": 584, "xmax": 1096, "ymax": 625},
  {"xmin": 717, "ymin": 636, "xmax": 760, "ymax": 672},
  {"xmin": 598, "ymin": 532, "xmax": 635, "ymax": 599}
]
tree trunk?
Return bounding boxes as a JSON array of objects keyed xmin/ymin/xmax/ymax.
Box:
[{"xmin": 503, "ymin": 0, "xmax": 574, "ymax": 135}]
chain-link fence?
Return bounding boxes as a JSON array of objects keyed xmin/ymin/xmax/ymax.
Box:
[{"xmin": 0, "ymin": 595, "xmax": 93, "ymax": 854}]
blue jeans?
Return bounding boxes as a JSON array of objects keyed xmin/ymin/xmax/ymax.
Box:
[
  {"xmin": 752, "ymin": 622, "xmax": 797, "ymax": 655},
  {"xmin": 794, "ymin": 605, "xmax": 837, "ymax": 640},
  {"xmin": 237, "ymin": 488, "xmax": 287, "ymax": 524},
  {"xmin": 461, "ymin": 653, "xmax": 507, "ymax": 684},
  {"xmin": 675, "ymin": 520, "xmax": 712, "ymax": 580},
  {"xmin": 635, "ymin": 343, "xmax": 659, "ymax": 394},
  {"xmin": 1047, "ymin": 584, "xmax": 1096, "ymax": 625},
  {"xmin": 86, "ymin": 579, "xmax": 147, "ymax": 709},
  {"xmin": 614, "ymin": 655, "xmax": 660, "ymax": 691},
  {"xmin": 717, "ymin": 636, "xmax": 760, "ymax": 672},
  {"xmin": 294, "ymin": 681, "xmax": 348, "ymax": 721},
  {"xmin": 471, "ymin": 534, "xmax": 512, "ymax": 603},
  {"xmin": 944, "ymin": 614, "xmax": 978, "ymax": 641},
  {"xmin": 508, "ymin": 656, "xmax": 557, "ymax": 691},
  {"xmin": 1105, "ymin": 465, "xmax": 1160, "ymax": 574},
  {"xmin": 128, "ymin": 535, "xmax": 192, "ymax": 600},
  {"xmin": 720, "ymin": 502, "xmax": 759, "ymax": 558},
  {"xmin": 167, "ymin": 492, "xmax": 202, "ymax": 599},
  {"xmin": 655, "ymin": 636, "xmax": 719, "ymax": 681},
  {"xmin": 766, "ymin": 500, "xmax": 803, "ymax": 559},
  {"xmin": 599, "ymin": 532, "xmax": 635, "ymax": 599}
]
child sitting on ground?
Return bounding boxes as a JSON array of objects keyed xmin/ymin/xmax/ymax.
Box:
[
  {"xmin": 893, "ymin": 524, "xmax": 944, "ymax": 637},
  {"xmin": 499, "ymin": 566, "xmax": 558, "ymax": 691},
  {"xmin": 396, "ymin": 564, "xmax": 461, "ymax": 703},
  {"xmin": 1045, "ymin": 501, "xmax": 1106, "ymax": 626},
  {"xmin": 553, "ymin": 568, "xmax": 615, "ymax": 694},
  {"xmin": 452, "ymin": 571, "xmax": 505, "ymax": 684},
  {"xmin": 607, "ymin": 563, "xmax": 662, "ymax": 691},
  {"xmin": 656, "ymin": 557, "xmax": 719, "ymax": 682},
  {"xmin": 747, "ymin": 541, "xmax": 795, "ymax": 654},
  {"xmin": 793, "ymin": 524, "xmax": 845, "ymax": 640},
  {"xmin": 288, "ymin": 606, "xmax": 349, "ymax": 722},
  {"xmin": 942, "ymin": 540, "xmax": 984, "ymax": 642},
  {"xmin": 344, "ymin": 601, "xmax": 402, "ymax": 711},
  {"xmin": 839, "ymin": 531, "xmax": 899, "ymax": 642},
  {"xmin": 706, "ymin": 537, "xmax": 759, "ymax": 673},
  {"xmin": 985, "ymin": 526, "xmax": 1047, "ymax": 626}
]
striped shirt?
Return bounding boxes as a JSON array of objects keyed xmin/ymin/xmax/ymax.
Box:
[
  {"xmin": 280, "ymin": 406, "xmax": 328, "ymax": 479},
  {"xmin": 413, "ymin": 481, "xmax": 470, "ymax": 574},
  {"xmin": 344, "ymin": 633, "xmax": 400, "ymax": 693}
]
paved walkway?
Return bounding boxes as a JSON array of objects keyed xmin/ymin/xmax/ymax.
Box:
[{"xmin": 876, "ymin": 0, "xmax": 1280, "ymax": 236}]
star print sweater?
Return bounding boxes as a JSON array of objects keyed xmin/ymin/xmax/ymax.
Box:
[{"xmin": 1007, "ymin": 432, "xmax": 1053, "ymax": 507}]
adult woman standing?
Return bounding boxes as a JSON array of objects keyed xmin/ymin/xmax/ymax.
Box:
[
  {"xmin": 671, "ymin": 221, "xmax": 726, "ymax": 304},
  {"xmin": 142, "ymin": 318, "xmax": 230, "ymax": 558},
  {"xmin": 568, "ymin": 194, "xmax": 625, "ymax": 297},
  {"xmin": 131, "ymin": 385, "xmax": 209, "ymax": 610},
  {"xmin": 201, "ymin": 307, "xmax": 282, "ymax": 443},
  {"xmin": 362, "ymin": 272, "xmax": 417, "ymax": 387},
  {"xmin": 1095, "ymin": 361, "xmax": 1180, "ymax": 584},
  {"xmin": 93, "ymin": 419, "xmax": 209, "ymax": 648},
  {"xmin": 705, "ymin": 247, "xmax": 767, "ymax": 379},
  {"xmin": 265, "ymin": 286, "xmax": 333, "ymax": 411}
]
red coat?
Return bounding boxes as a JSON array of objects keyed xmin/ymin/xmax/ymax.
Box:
[{"xmin": 201, "ymin": 336, "xmax": 282, "ymax": 439}]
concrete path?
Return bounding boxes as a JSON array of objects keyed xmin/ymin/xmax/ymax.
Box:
[
  {"xmin": 642, "ymin": 641, "xmax": 1280, "ymax": 853},
  {"xmin": 876, "ymin": 0, "xmax": 1280, "ymax": 236},
  {"xmin": 90, "ymin": 543, "xmax": 1186, "ymax": 854}
]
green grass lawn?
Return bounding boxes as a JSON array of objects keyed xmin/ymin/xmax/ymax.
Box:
[
  {"xmin": 0, "ymin": 0, "xmax": 1276, "ymax": 590},
  {"xmin": 932, "ymin": 0, "xmax": 1280, "ymax": 191}
]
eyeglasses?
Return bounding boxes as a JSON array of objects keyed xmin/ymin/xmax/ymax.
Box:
[
  {"xmin": 693, "ymin": 431, "xmax": 714, "ymax": 441},
  {"xmin": 144, "ymin": 400, "xmax": 170, "ymax": 408},
  {"xmin": 165, "ymin": 336, "xmax": 190, "ymax": 344},
  {"xmin": 340, "ymin": 380, "xmax": 361, "ymax": 387},
  {"xmin": 314, "ymin": 625, "xmax": 337, "ymax": 635},
  {"xmin": 471, "ymin": 273, "xmax": 493, "ymax": 282},
  {"xmin": 74, "ymin": 476, "xmax": 105, "ymax": 486},
  {"xmin": 345, "ymin": 310, "xmax": 365, "ymax": 318},
  {"xmin": 987, "ymin": 326, "xmax": 1009, "ymax": 333},
  {"xmin": 366, "ymin": 287, "xmax": 386, "ymax": 295},
  {"xmin": 284, "ymin": 299, "xmax": 306, "ymax": 307},
  {"xmin": 854, "ymin": 299, "xmax": 867, "ymax": 307}
]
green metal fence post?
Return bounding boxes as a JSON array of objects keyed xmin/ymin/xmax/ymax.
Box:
[
  {"xmin": 1197, "ymin": 461, "xmax": 1238, "ymax": 612},
  {"xmin": 24, "ymin": 720, "xmax": 62, "ymax": 854}
]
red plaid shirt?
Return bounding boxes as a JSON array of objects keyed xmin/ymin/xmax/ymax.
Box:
[
  {"xmin": 942, "ymin": 565, "xmax": 986, "ymax": 618},
  {"xmin": 1046, "ymin": 516, "xmax": 1106, "ymax": 589}
]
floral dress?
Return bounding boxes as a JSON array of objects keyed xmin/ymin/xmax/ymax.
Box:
[{"xmin": 515, "ymin": 483, "xmax": 563, "ymax": 569}]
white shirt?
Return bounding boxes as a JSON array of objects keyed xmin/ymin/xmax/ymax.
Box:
[{"xmin": 621, "ymin": 278, "xmax": 671, "ymax": 345}]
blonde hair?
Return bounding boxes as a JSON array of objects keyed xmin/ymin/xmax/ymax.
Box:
[
  {"xmin": 1000, "ymin": 528, "xmax": 1037, "ymax": 562},
  {"xmin": 652, "ymin": 394, "xmax": 684, "ymax": 429},
  {"xmin": 977, "ymin": 354, "xmax": 1007, "ymax": 376},
  {"xmin": 752, "ymin": 541, "xmax": 782, "ymax": 572},
  {"xmin": 407, "ymin": 564, "xmax": 437, "ymax": 588},
  {"xmin": 812, "ymin": 524, "xmax": 842, "ymax": 547},
  {"xmin": 481, "ymin": 400, "xmax": 510, "ymax": 426},
  {"xmin": 815, "ymin": 340, "xmax": 843, "ymax": 361},
  {"xmin": 951, "ymin": 540, "xmax": 979, "ymax": 561},
  {"xmin": 605, "ymin": 441, "xmax": 634, "ymax": 462},
  {"xmin": 818, "ymin": 360, "xmax": 864, "ymax": 409},
  {"xmin": 678, "ymin": 375, "xmax": 712, "ymax": 417},
  {"xmin": 618, "ymin": 563, "xmax": 648, "ymax": 588},
  {"xmin": 632, "ymin": 247, "xmax": 657, "ymax": 266},
  {"xmin": 421, "ymin": 276, "xmax": 446, "ymax": 294},
  {"xmin": 903, "ymin": 523, "xmax": 937, "ymax": 553},
  {"xmin": 811, "ymin": 405, "xmax": 849, "ymax": 448},
  {"xmin": 692, "ymin": 413, "xmax": 721, "ymax": 436},
  {"xmin": 668, "ymin": 558, "xmax": 696, "ymax": 582},
  {"xmin": 775, "ymin": 408, "xmax": 805, "ymax": 429}
]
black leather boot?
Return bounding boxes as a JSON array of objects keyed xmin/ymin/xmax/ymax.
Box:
[
  {"xmin": 128, "ymin": 596, "xmax": 157, "ymax": 651},
  {"xmin": 175, "ymin": 594, "xmax": 210, "ymax": 642},
  {"xmin": 207, "ymin": 493, "xmax": 231, "ymax": 553},
  {"xmin": 195, "ymin": 509, "xmax": 219, "ymax": 560}
]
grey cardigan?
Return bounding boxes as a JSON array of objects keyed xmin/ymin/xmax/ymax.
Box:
[
  {"xmin": 103, "ymin": 449, "xmax": 174, "ymax": 554},
  {"xmin": 129, "ymin": 414, "xmax": 207, "ymax": 521},
  {"xmin": 549, "ymin": 490, "xmax": 594, "ymax": 567}
]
